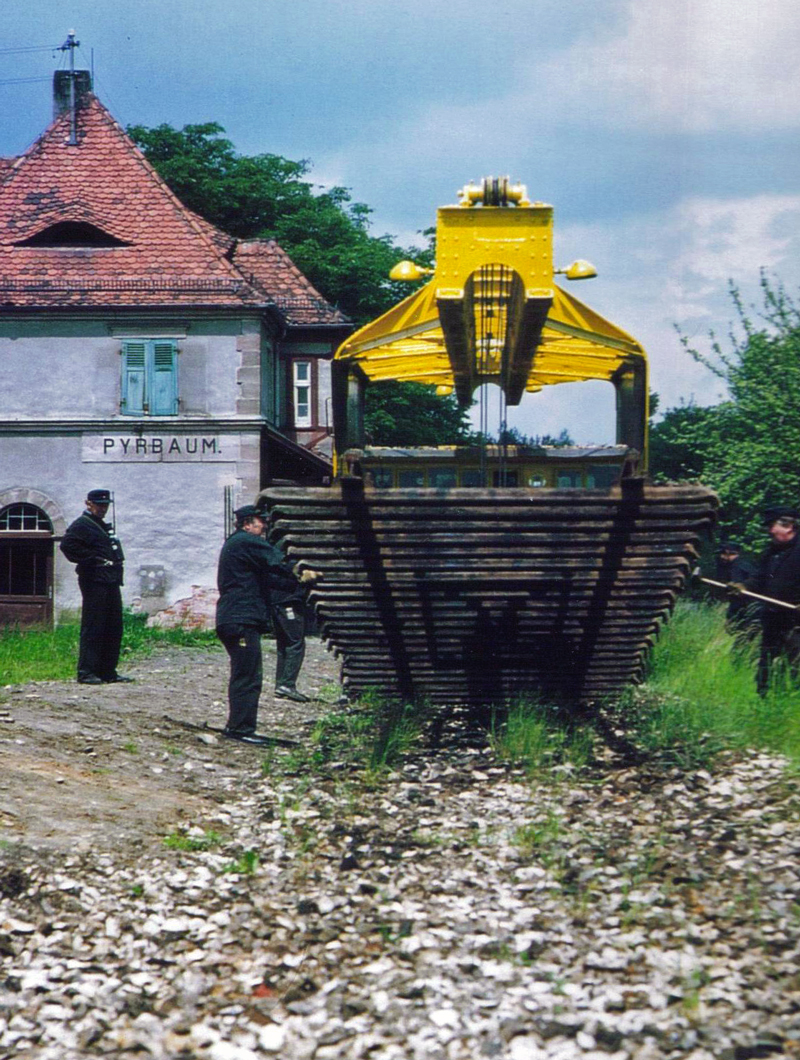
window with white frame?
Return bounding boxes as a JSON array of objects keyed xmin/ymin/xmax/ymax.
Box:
[{"xmin": 293, "ymin": 360, "xmax": 312, "ymax": 427}]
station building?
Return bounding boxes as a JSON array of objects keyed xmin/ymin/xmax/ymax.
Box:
[{"xmin": 0, "ymin": 72, "xmax": 350, "ymax": 626}]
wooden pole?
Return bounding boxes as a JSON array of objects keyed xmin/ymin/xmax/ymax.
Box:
[{"xmin": 698, "ymin": 576, "xmax": 800, "ymax": 612}]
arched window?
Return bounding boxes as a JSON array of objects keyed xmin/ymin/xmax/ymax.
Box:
[{"xmin": 0, "ymin": 503, "xmax": 53, "ymax": 532}]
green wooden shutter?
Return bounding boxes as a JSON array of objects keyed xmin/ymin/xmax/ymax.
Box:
[
  {"xmin": 121, "ymin": 342, "xmax": 147, "ymax": 414},
  {"xmin": 150, "ymin": 341, "xmax": 178, "ymax": 415}
]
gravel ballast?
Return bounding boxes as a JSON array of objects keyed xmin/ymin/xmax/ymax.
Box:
[{"xmin": 1, "ymin": 637, "xmax": 799, "ymax": 1059}]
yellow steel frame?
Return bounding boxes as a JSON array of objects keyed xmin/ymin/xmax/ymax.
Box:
[
  {"xmin": 333, "ymin": 185, "xmax": 650, "ymax": 469},
  {"xmin": 337, "ymin": 196, "xmax": 646, "ymax": 393},
  {"xmin": 337, "ymin": 281, "xmax": 646, "ymax": 392}
]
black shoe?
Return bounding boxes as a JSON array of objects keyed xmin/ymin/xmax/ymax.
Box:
[
  {"xmin": 275, "ymin": 686, "xmax": 310, "ymax": 703},
  {"xmin": 78, "ymin": 674, "xmax": 104, "ymax": 685},
  {"xmin": 222, "ymin": 729, "xmax": 272, "ymax": 746},
  {"xmin": 107, "ymin": 674, "xmax": 135, "ymax": 683}
]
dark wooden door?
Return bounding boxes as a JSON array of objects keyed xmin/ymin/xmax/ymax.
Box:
[{"xmin": 0, "ymin": 534, "xmax": 54, "ymax": 627}]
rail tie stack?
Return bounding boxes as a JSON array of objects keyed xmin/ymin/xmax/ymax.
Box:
[{"xmin": 262, "ymin": 479, "xmax": 717, "ymax": 707}]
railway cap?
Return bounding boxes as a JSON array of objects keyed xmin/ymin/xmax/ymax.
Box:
[
  {"xmin": 87, "ymin": 489, "xmax": 112, "ymax": 505},
  {"xmin": 717, "ymin": 541, "xmax": 742, "ymax": 553},
  {"xmin": 762, "ymin": 504, "xmax": 799, "ymax": 525},
  {"xmin": 234, "ymin": 504, "xmax": 265, "ymax": 521}
]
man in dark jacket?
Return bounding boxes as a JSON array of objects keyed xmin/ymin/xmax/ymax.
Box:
[
  {"xmin": 715, "ymin": 541, "xmax": 757, "ymax": 629},
  {"xmin": 215, "ymin": 505, "xmax": 318, "ymax": 745},
  {"xmin": 746, "ymin": 505, "xmax": 800, "ymax": 695},
  {"xmin": 60, "ymin": 489, "xmax": 130, "ymax": 685}
]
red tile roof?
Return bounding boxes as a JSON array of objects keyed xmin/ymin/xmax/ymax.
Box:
[
  {"xmin": 233, "ymin": 239, "xmax": 349, "ymax": 326},
  {"xmin": 0, "ymin": 92, "xmax": 346, "ymax": 328}
]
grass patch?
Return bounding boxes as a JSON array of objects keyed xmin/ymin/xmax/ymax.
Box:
[
  {"xmin": 162, "ymin": 829, "xmax": 222, "ymax": 852},
  {"xmin": 267, "ymin": 695, "xmax": 424, "ymax": 779},
  {"xmin": 491, "ymin": 599, "xmax": 800, "ymax": 772},
  {"xmin": 491, "ymin": 696, "xmax": 595, "ymax": 776},
  {"xmin": 0, "ymin": 610, "xmax": 218, "ymax": 685},
  {"xmin": 221, "ymin": 849, "xmax": 259, "ymax": 875},
  {"xmin": 628, "ymin": 598, "xmax": 800, "ymax": 764}
]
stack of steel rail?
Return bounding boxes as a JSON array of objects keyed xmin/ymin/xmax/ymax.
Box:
[{"xmin": 262, "ymin": 480, "xmax": 717, "ymax": 706}]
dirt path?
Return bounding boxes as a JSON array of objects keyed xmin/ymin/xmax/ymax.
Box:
[{"xmin": 0, "ymin": 637, "xmax": 341, "ymax": 854}]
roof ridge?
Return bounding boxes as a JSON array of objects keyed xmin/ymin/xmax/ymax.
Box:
[
  {"xmin": 2, "ymin": 95, "xmax": 251, "ymax": 290},
  {"xmin": 84, "ymin": 97, "xmax": 248, "ymax": 286}
]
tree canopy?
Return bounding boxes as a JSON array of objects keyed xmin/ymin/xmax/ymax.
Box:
[
  {"xmin": 494, "ymin": 425, "xmax": 574, "ymax": 448},
  {"xmin": 127, "ymin": 121, "xmax": 430, "ymax": 325},
  {"xmin": 649, "ymin": 275, "xmax": 800, "ymax": 549},
  {"xmin": 364, "ymin": 381, "xmax": 476, "ymax": 447},
  {"xmin": 128, "ymin": 121, "xmax": 465, "ymax": 445}
]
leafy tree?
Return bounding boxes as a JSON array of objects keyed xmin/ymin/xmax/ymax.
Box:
[
  {"xmin": 127, "ymin": 121, "xmax": 431, "ymax": 323},
  {"xmin": 657, "ymin": 274, "xmax": 800, "ymax": 549},
  {"xmin": 364, "ymin": 381, "xmax": 476, "ymax": 446},
  {"xmin": 648, "ymin": 401, "xmax": 718, "ymax": 483},
  {"xmin": 493, "ymin": 425, "xmax": 574, "ymax": 448}
]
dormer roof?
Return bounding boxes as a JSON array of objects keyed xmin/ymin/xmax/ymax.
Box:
[{"xmin": 0, "ymin": 89, "xmax": 345, "ymax": 329}]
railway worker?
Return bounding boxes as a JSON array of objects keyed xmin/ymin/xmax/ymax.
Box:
[
  {"xmin": 215, "ymin": 505, "xmax": 319, "ymax": 745},
  {"xmin": 739, "ymin": 505, "xmax": 800, "ymax": 696},
  {"xmin": 715, "ymin": 541, "xmax": 757, "ymax": 631},
  {"xmin": 60, "ymin": 488, "xmax": 131, "ymax": 685},
  {"xmin": 271, "ymin": 572, "xmax": 313, "ymax": 704}
]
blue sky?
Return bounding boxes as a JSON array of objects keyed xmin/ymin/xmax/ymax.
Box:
[{"xmin": 3, "ymin": 0, "xmax": 799, "ymax": 442}]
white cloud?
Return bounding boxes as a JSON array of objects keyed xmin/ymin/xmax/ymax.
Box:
[
  {"xmin": 529, "ymin": 0, "xmax": 800, "ymax": 132},
  {"xmin": 553, "ymin": 192, "xmax": 800, "ymax": 418},
  {"xmin": 322, "ymin": 0, "xmax": 800, "ymax": 200}
]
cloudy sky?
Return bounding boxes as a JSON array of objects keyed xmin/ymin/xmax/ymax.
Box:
[{"xmin": 3, "ymin": 0, "xmax": 799, "ymax": 442}]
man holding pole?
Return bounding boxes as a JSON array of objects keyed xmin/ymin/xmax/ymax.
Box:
[{"xmin": 743, "ymin": 505, "xmax": 800, "ymax": 695}]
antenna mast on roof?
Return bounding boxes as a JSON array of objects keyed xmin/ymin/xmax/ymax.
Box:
[{"xmin": 58, "ymin": 29, "xmax": 80, "ymax": 145}]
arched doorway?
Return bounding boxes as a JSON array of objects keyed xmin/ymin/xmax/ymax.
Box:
[{"xmin": 0, "ymin": 503, "xmax": 55, "ymax": 627}]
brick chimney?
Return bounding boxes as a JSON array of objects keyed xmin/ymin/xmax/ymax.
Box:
[{"xmin": 53, "ymin": 70, "xmax": 92, "ymax": 119}]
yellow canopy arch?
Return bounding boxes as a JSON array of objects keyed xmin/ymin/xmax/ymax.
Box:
[{"xmin": 332, "ymin": 179, "xmax": 648, "ymax": 466}]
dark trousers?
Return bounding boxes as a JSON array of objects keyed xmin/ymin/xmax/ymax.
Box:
[
  {"xmin": 272, "ymin": 602, "xmax": 306, "ymax": 690},
  {"xmin": 216, "ymin": 624, "xmax": 263, "ymax": 734},
  {"xmin": 757, "ymin": 621, "xmax": 800, "ymax": 696},
  {"xmin": 77, "ymin": 580, "xmax": 123, "ymax": 682}
]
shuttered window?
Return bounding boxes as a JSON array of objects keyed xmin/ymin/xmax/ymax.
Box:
[{"xmin": 121, "ymin": 340, "xmax": 178, "ymax": 415}]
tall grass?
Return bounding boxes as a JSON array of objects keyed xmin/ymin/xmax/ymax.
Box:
[
  {"xmin": 492, "ymin": 599, "xmax": 800, "ymax": 772},
  {"xmin": 271, "ymin": 694, "xmax": 425, "ymax": 779},
  {"xmin": 491, "ymin": 698, "xmax": 595, "ymax": 775},
  {"xmin": 0, "ymin": 611, "xmax": 218, "ymax": 685},
  {"xmin": 630, "ymin": 599, "xmax": 800, "ymax": 764}
]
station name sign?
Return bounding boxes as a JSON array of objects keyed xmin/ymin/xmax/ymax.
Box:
[{"xmin": 82, "ymin": 433, "xmax": 240, "ymax": 463}]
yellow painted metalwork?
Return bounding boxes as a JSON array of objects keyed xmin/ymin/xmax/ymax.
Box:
[{"xmin": 335, "ymin": 181, "xmax": 648, "ymax": 403}]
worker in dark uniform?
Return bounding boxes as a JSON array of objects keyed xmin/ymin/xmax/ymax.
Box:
[
  {"xmin": 271, "ymin": 572, "xmax": 311, "ymax": 703},
  {"xmin": 715, "ymin": 541, "xmax": 757, "ymax": 631},
  {"xmin": 215, "ymin": 505, "xmax": 319, "ymax": 745},
  {"xmin": 60, "ymin": 489, "xmax": 131, "ymax": 685},
  {"xmin": 742, "ymin": 505, "xmax": 800, "ymax": 695}
]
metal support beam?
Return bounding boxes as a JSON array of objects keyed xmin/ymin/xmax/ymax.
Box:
[
  {"xmin": 332, "ymin": 359, "xmax": 367, "ymax": 459},
  {"xmin": 613, "ymin": 360, "xmax": 648, "ymax": 468},
  {"xmin": 437, "ymin": 280, "xmax": 477, "ymax": 407}
]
